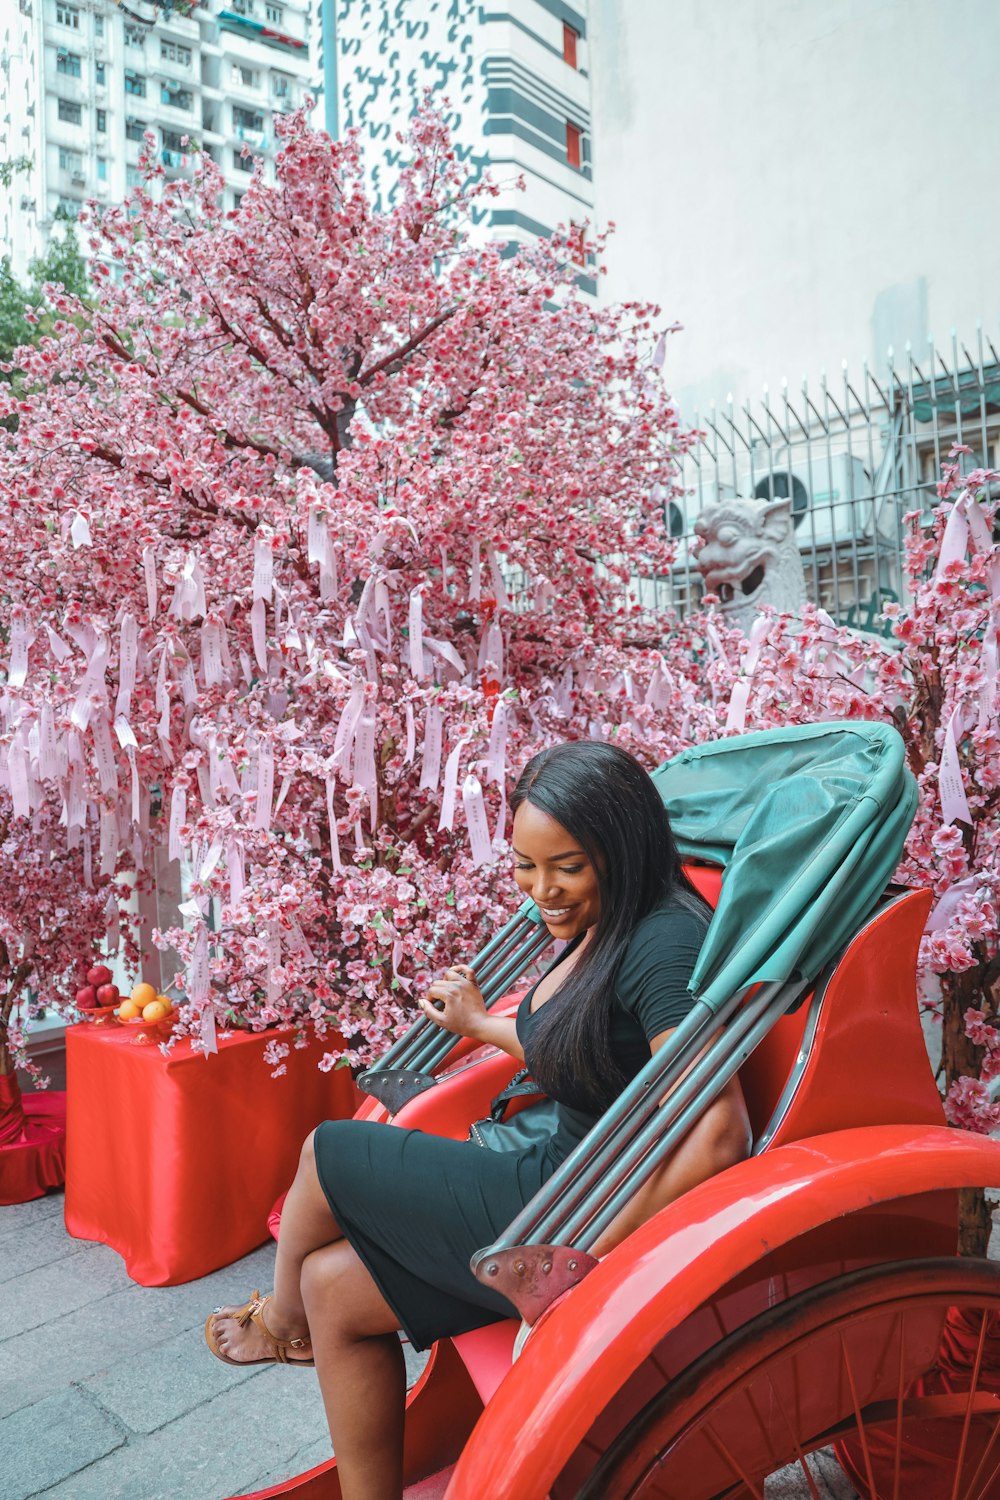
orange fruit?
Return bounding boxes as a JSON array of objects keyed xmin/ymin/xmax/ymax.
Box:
[
  {"xmin": 156, "ymin": 994, "xmax": 173, "ymax": 1012},
  {"xmin": 118, "ymin": 999, "xmax": 141, "ymax": 1021},
  {"xmin": 131, "ymin": 982, "xmax": 157, "ymax": 1008},
  {"xmin": 142, "ymin": 999, "xmax": 170, "ymax": 1022}
]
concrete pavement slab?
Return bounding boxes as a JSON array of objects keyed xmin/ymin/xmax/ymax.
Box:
[
  {"xmin": 4, "ymin": 1241, "xmax": 132, "ymax": 1340},
  {"xmin": 2, "ymin": 1385, "xmax": 127, "ymax": 1500},
  {"xmin": 36, "ymin": 1361, "xmax": 332, "ymax": 1500}
]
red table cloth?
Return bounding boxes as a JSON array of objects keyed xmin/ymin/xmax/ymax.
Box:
[{"xmin": 65, "ymin": 1023, "xmax": 357, "ymax": 1286}]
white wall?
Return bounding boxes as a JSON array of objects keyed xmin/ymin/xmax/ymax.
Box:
[{"xmin": 589, "ymin": 0, "xmax": 1000, "ymax": 417}]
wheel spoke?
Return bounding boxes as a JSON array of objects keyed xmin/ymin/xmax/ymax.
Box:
[
  {"xmin": 892, "ymin": 1309, "xmax": 905, "ymax": 1500},
  {"xmin": 841, "ymin": 1335, "xmax": 879, "ymax": 1500},
  {"xmin": 762, "ymin": 1370, "xmax": 823, "ymax": 1500},
  {"xmin": 701, "ymin": 1424, "xmax": 766, "ymax": 1500},
  {"xmin": 950, "ymin": 1308, "xmax": 991, "ymax": 1500}
]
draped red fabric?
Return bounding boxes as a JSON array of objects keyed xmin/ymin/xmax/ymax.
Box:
[
  {"xmin": 64, "ymin": 1024, "xmax": 358, "ymax": 1286},
  {"xmin": 0, "ymin": 1072, "xmax": 67, "ymax": 1205},
  {"xmin": 836, "ymin": 1304, "xmax": 1000, "ymax": 1497}
]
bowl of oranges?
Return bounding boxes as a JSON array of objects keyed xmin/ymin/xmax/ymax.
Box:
[{"xmin": 115, "ymin": 982, "xmax": 177, "ymax": 1042}]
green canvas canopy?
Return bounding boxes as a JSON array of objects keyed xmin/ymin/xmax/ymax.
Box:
[{"xmin": 651, "ymin": 721, "xmax": 918, "ymax": 1012}]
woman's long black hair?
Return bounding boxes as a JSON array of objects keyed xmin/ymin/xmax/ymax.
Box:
[{"xmin": 511, "ymin": 739, "xmax": 708, "ymax": 1115}]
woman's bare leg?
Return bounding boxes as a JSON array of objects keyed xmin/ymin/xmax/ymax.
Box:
[
  {"xmin": 211, "ymin": 1127, "xmax": 343, "ymax": 1362},
  {"xmin": 301, "ymin": 1240, "xmax": 407, "ymax": 1500}
]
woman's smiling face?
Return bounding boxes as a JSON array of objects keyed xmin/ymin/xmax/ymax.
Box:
[{"xmin": 511, "ymin": 800, "xmax": 601, "ymax": 939}]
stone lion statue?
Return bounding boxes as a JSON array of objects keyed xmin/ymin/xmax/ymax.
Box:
[{"xmin": 694, "ymin": 495, "xmax": 807, "ymax": 633}]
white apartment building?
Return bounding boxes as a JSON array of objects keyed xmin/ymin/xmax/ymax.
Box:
[
  {"xmin": 313, "ymin": 0, "xmax": 595, "ymax": 290},
  {"xmin": 0, "ymin": 0, "xmax": 313, "ymax": 283}
]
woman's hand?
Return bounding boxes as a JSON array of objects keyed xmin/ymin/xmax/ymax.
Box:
[{"xmin": 418, "ymin": 964, "xmax": 488, "ymax": 1041}]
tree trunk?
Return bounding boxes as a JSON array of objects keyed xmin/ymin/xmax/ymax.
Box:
[{"xmin": 941, "ymin": 968, "xmax": 995, "ymax": 1257}]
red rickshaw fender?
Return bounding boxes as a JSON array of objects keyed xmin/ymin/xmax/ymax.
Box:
[{"xmin": 446, "ymin": 1123, "xmax": 1000, "ymax": 1500}]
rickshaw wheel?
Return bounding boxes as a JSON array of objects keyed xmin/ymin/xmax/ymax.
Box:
[{"xmin": 568, "ymin": 1257, "xmax": 1000, "ymax": 1500}]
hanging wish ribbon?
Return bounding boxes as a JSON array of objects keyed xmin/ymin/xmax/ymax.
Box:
[
  {"xmin": 168, "ymin": 783, "xmax": 187, "ymax": 862},
  {"xmin": 939, "ymin": 703, "xmax": 972, "ymax": 825},
  {"xmin": 115, "ymin": 613, "xmax": 138, "ymax": 720},
  {"xmin": 254, "ymin": 740, "xmax": 275, "ymax": 831},
  {"xmin": 325, "ymin": 774, "xmax": 343, "ymax": 872},
  {"xmin": 438, "ymin": 734, "xmax": 470, "ymax": 833},
  {"xmin": 419, "ymin": 704, "xmax": 444, "ymax": 792},
  {"xmin": 251, "ymin": 598, "xmax": 267, "ymax": 673},
  {"xmin": 724, "ymin": 614, "xmax": 770, "ymax": 734},
  {"xmin": 934, "ymin": 498, "xmax": 970, "ymax": 581},
  {"xmin": 142, "ymin": 546, "xmax": 158, "ymax": 622},
  {"xmin": 462, "ymin": 774, "xmax": 495, "ymax": 866},
  {"xmin": 408, "ymin": 586, "xmax": 426, "ymax": 680},
  {"xmin": 253, "ymin": 533, "xmax": 274, "ymax": 602},
  {"xmin": 485, "ymin": 544, "xmax": 510, "ymax": 609}
]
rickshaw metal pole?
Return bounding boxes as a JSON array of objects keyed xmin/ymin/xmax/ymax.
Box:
[
  {"xmin": 480, "ymin": 987, "xmax": 749, "ymax": 1255},
  {"xmin": 369, "ymin": 906, "xmax": 544, "ymax": 1074},
  {"xmin": 562, "ymin": 982, "xmax": 802, "ymax": 1248},
  {"xmin": 401, "ymin": 927, "xmax": 551, "ymax": 1074},
  {"xmin": 527, "ymin": 980, "xmax": 793, "ymax": 1247}
]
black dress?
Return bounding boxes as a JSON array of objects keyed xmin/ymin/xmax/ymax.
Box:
[{"xmin": 313, "ymin": 894, "xmax": 709, "ymax": 1350}]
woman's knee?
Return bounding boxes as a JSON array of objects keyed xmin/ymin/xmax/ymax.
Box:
[{"xmin": 299, "ymin": 1126, "xmax": 320, "ymax": 1171}]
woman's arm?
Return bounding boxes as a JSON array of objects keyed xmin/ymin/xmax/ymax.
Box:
[
  {"xmin": 588, "ymin": 1026, "xmax": 751, "ymax": 1258},
  {"xmin": 418, "ymin": 965, "xmax": 525, "ymax": 1062}
]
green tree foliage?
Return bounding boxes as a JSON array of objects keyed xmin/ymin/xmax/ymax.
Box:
[{"xmin": 0, "ymin": 230, "xmax": 90, "ymax": 367}]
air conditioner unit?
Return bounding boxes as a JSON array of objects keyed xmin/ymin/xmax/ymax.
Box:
[
  {"xmin": 750, "ymin": 455, "xmax": 881, "ymax": 548},
  {"xmin": 71, "ymin": 170, "xmax": 87, "ymax": 184}
]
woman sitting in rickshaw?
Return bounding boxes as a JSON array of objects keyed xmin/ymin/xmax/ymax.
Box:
[{"xmin": 205, "ymin": 740, "xmax": 751, "ymax": 1500}]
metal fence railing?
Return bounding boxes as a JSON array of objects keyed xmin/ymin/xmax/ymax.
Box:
[{"xmin": 637, "ymin": 331, "xmax": 1000, "ymax": 634}]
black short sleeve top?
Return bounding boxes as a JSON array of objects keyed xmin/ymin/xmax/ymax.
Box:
[{"xmin": 513, "ymin": 892, "xmax": 710, "ymax": 1164}]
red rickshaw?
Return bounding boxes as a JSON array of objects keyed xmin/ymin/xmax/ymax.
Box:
[{"xmin": 236, "ymin": 723, "xmax": 1000, "ymax": 1500}]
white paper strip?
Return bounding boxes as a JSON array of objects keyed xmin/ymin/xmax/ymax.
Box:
[
  {"xmin": 462, "ymin": 774, "xmax": 495, "ymax": 866},
  {"xmin": 254, "ymin": 741, "xmax": 275, "ymax": 830},
  {"xmin": 142, "ymin": 546, "xmax": 158, "ymax": 622},
  {"xmin": 253, "ymin": 533, "xmax": 274, "ymax": 602}
]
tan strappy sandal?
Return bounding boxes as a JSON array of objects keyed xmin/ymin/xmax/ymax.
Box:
[{"xmin": 204, "ymin": 1290, "xmax": 315, "ymax": 1368}]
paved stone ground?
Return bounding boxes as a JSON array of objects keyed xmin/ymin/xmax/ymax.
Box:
[
  {"xmin": 0, "ymin": 1190, "xmax": 427, "ymax": 1500},
  {"xmin": 1, "ymin": 1189, "xmax": 865, "ymax": 1499}
]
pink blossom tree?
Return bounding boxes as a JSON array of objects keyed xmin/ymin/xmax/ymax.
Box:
[{"xmin": 0, "ymin": 108, "xmax": 696, "ymax": 1076}]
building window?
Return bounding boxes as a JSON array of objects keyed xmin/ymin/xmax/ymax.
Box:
[
  {"xmin": 124, "ymin": 23, "xmax": 145, "ymax": 47},
  {"xmin": 563, "ymin": 22, "xmax": 578, "ymax": 69},
  {"xmin": 94, "ymin": 13, "xmax": 103, "ymax": 35},
  {"xmin": 125, "ymin": 73, "xmax": 147, "ymax": 97},
  {"xmin": 161, "ymin": 41, "xmax": 192, "ymax": 67},
  {"xmin": 233, "ymin": 63, "xmax": 260, "ymax": 88},
  {"xmin": 126, "ymin": 165, "xmax": 144, "ymax": 188},
  {"xmin": 125, "ymin": 117, "xmax": 146, "ymax": 141},
  {"xmin": 57, "ymin": 96, "xmax": 82, "ymax": 124},
  {"xmin": 95, "ymin": 60, "xmax": 106, "ymax": 86},
  {"xmin": 56, "ymin": 195, "xmax": 81, "ymax": 218},
  {"xmin": 233, "ymin": 149, "xmax": 253, "ymax": 173},
  {"xmin": 233, "ymin": 104, "xmax": 264, "ymax": 133},
  {"xmin": 97, "ymin": 156, "xmax": 107, "ymax": 180},
  {"xmin": 233, "ymin": 191, "xmax": 244, "ymax": 210},
  {"xmin": 56, "ymin": 50, "xmax": 81, "ymax": 76},
  {"xmin": 566, "ymin": 121, "xmax": 582, "ymax": 169},
  {"xmin": 272, "ymin": 72, "xmax": 290, "ymax": 99},
  {"xmin": 161, "ymin": 85, "xmax": 194, "ymax": 111},
  {"xmin": 55, "ymin": 2, "xmax": 79, "ymax": 28},
  {"xmin": 232, "ymin": 0, "xmax": 254, "ymax": 13},
  {"xmin": 265, "ymin": 1, "xmax": 283, "ymax": 21},
  {"xmin": 162, "ymin": 128, "xmax": 187, "ymax": 152},
  {"xmin": 58, "ymin": 146, "xmax": 83, "ymax": 171},
  {"xmin": 96, "ymin": 107, "xmax": 106, "ymax": 132}
]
